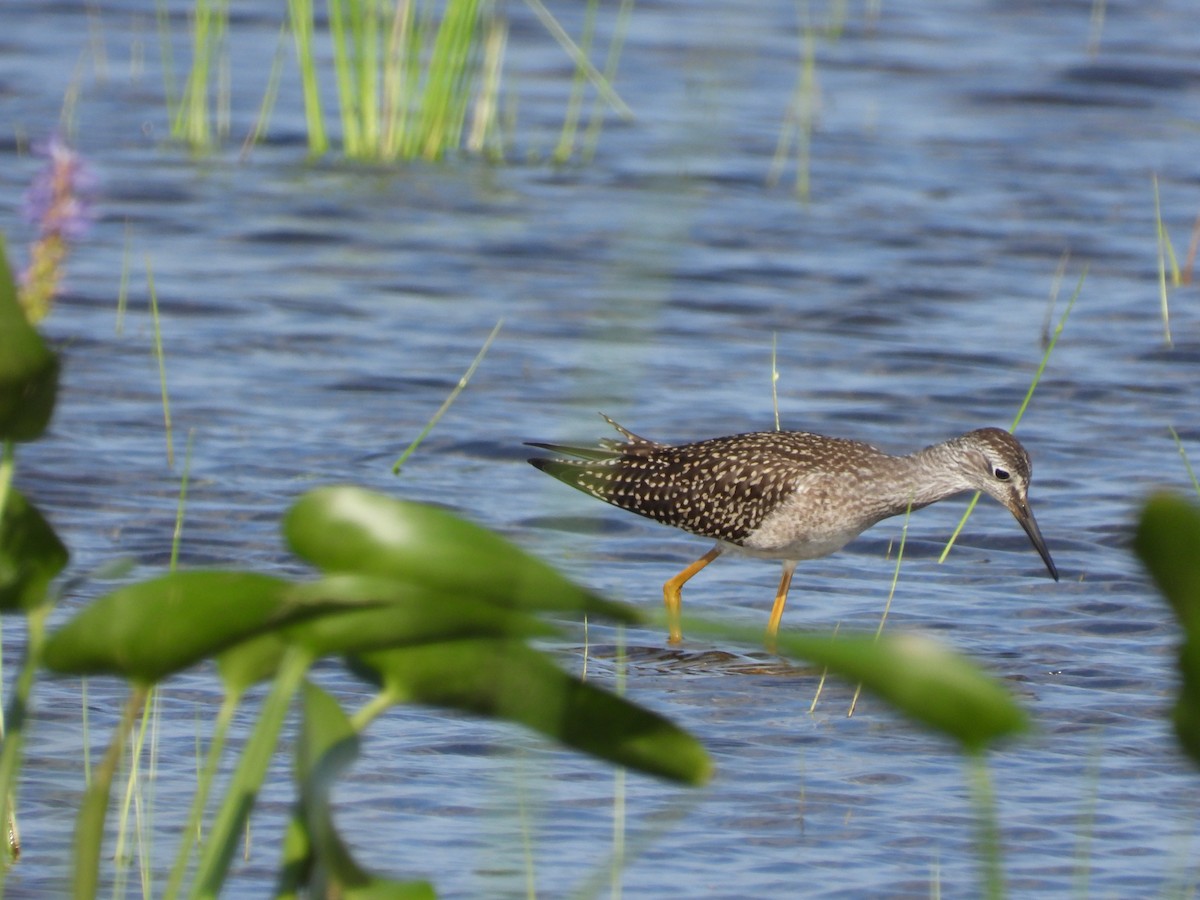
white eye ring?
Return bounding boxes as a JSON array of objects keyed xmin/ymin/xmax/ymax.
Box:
[{"xmin": 994, "ymin": 467, "xmax": 1010, "ymax": 481}]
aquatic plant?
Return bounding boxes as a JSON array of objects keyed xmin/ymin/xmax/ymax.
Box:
[
  {"xmin": 0, "ymin": 151, "xmax": 1033, "ymax": 897},
  {"xmin": 1135, "ymin": 493, "xmax": 1200, "ymax": 770},
  {"xmin": 18, "ymin": 135, "xmax": 94, "ymax": 324},
  {"xmin": 158, "ymin": 0, "xmax": 632, "ymax": 161}
]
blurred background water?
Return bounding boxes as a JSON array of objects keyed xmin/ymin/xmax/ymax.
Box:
[{"xmin": 2, "ymin": 0, "xmax": 1200, "ymax": 895}]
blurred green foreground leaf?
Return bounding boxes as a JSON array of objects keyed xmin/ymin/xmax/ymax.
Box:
[{"xmin": 1134, "ymin": 492, "xmax": 1200, "ymax": 767}]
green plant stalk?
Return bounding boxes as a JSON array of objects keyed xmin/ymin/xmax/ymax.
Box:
[
  {"xmin": 171, "ymin": 432, "xmax": 194, "ymax": 569},
  {"xmin": 357, "ymin": 0, "xmax": 382, "ymax": 154},
  {"xmin": 146, "ymin": 257, "xmax": 174, "ymax": 468},
  {"xmin": 241, "ymin": 24, "xmax": 289, "ymax": 160},
  {"xmin": 163, "ymin": 689, "xmax": 244, "ymax": 900},
  {"xmin": 418, "ymin": 0, "xmax": 481, "ymax": 160},
  {"xmin": 523, "ymin": 0, "xmax": 632, "ymax": 120},
  {"xmin": 115, "ymin": 223, "xmax": 132, "ymax": 335},
  {"xmin": 190, "ymin": 646, "xmax": 313, "ymax": 899},
  {"xmin": 967, "ymin": 750, "xmax": 1005, "ymax": 900},
  {"xmin": 287, "ymin": 0, "xmax": 329, "ymax": 155},
  {"xmin": 328, "ymin": 0, "xmax": 361, "ymax": 155},
  {"xmin": 0, "ymin": 604, "xmax": 49, "ymax": 882},
  {"xmin": 1153, "ymin": 174, "xmax": 1176, "ymax": 346},
  {"xmin": 771, "ymin": 332, "xmax": 781, "ymax": 431},
  {"xmin": 466, "ymin": 11, "xmax": 506, "ymax": 157},
  {"xmin": 156, "ymin": 0, "xmax": 180, "ymax": 134},
  {"xmin": 392, "ymin": 319, "xmax": 502, "ymax": 474},
  {"xmin": 71, "ymin": 685, "xmax": 148, "ymax": 900},
  {"xmin": 552, "ymin": 0, "xmax": 599, "ymax": 163},
  {"xmin": 939, "ymin": 266, "xmax": 1084, "ymax": 564},
  {"xmin": 137, "ymin": 689, "xmax": 161, "ymax": 900},
  {"xmin": 175, "ymin": 0, "xmax": 229, "ymax": 150},
  {"xmin": 113, "ymin": 688, "xmax": 158, "ymax": 899},
  {"xmin": 610, "ymin": 625, "xmax": 626, "ymax": 900},
  {"xmin": 847, "ymin": 499, "xmax": 911, "ymax": 716},
  {"xmin": 1168, "ymin": 426, "xmax": 1200, "ymax": 498},
  {"xmin": 381, "ymin": 0, "xmax": 415, "ymax": 158},
  {"xmin": 581, "ymin": 0, "xmax": 634, "ymax": 163}
]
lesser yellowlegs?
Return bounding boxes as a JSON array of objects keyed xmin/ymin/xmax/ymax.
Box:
[{"xmin": 528, "ymin": 415, "xmax": 1058, "ymax": 644}]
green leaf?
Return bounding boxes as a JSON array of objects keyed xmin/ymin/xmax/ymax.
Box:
[
  {"xmin": 778, "ymin": 630, "xmax": 1028, "ymax": 751},
  {"xmin": 0, "ymin": 235, "xmax": 59, "ymax": 441},
  {"xmin": 0, "ymin": 487, "xmax": 68, "ymax": 612},
  {"xmin": 284, "ymin": 486, "xmax": 638, "ymax": 622},
  {"xmin": 1134, "ymin": 492, "xmax": 1200, "ymax": 633},
  {"xmin": 1173, "ymin": 639, "xmax": 1200, "ymax": 768},
  {"xmin": 43, "ymin": 571, "xmax": 300, "ymax": 683},
  {"xmin": 285, "ymin": 576, "xmax": 560, "ymax": 649},
  {"xmin": 217, "ymin": 631, "xmax": 290, "ymax": 695},
  {"xmin": 682, "ymin": 618, "xmax": 1028, "ymax": 751},
  {"xmin": 293, "ymin": 682, "xmax": 435, "ymax": 899},
  {"xmin": 1134, "ymin": 493, "xmax": 1200, "ymax": 768},
  {"xmin": 357, "ymin": 639, "xmax": 712, "ymax": 785},
  {"xmin": 215, "ymin": 576, "xmax": 559, "ymax": 691}
]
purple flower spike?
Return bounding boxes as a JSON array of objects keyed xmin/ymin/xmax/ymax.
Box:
[
  {"xmin": 22, "ymin": 134, "xmax": 95, "ymax": 241},
  {"xmin": 17, "ymin": 134, "xmax": 96, "ymax": 322}
]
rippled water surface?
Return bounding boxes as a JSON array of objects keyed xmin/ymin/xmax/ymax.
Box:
[{"xmin": 4, "ymin": 0, "xmax": 1200, "ymax": 896}]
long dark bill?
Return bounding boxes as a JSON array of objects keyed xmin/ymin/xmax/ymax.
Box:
[{"xmin": 1013, "ymin": 501, "xmax": 1059, "ymax": 581}]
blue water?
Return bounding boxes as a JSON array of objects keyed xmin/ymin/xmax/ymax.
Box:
[{"xmin": 3, "ymin": 0, "xmax": 1200, "ymax": 896}]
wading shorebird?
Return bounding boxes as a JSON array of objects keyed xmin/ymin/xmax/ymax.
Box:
[{"xmin": 528, "ymin": 415, "xmax": 1058, "ymax": 645}]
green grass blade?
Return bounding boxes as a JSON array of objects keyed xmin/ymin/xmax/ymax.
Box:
[
  {"xmin": 392, "ymin": 319, "xmax": 501, "ymax": 474},
  {"xmin": 287, "ymin": 0, "xmax": 329, "ymax": 155},
  {"xmin": 189, "ymin": 646, "xmax": 312, "ymax": 899},
  {"xmin": 939, "ymin": 265, "xmax": 1084, "ymax": 564}
]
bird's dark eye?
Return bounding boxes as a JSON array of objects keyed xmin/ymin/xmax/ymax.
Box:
[{"xmin": 994, "ymin": 467, "xmax": 1010, "ymax": 481}]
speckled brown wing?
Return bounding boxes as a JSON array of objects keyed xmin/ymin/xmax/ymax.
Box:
[{"xmin": 529, "ymin": 430, "xmax": 874, "ymax": 546}]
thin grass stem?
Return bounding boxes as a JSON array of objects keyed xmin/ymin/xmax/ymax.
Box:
[
  {"xmin": 966, "ymin": 750, "xmax": 1005, "ymax": 900},
  {"xmin": 190, "ymin": 646, "xmax": 313, "ymax": 899},
  {"xmin": 72, "ymin": 685, "xmax": 149, "ymax": 900},
  {"xmin": 287, "ymin": 0, "xmax": 329, "ymax": 155},
  {"xmin": 581, "ymin": 0, "xmax": 633, "ymax": 163},
  {"xmin": 392, "ymin": 319, "xmax": 502, "ymax": 474},
  {"xmin": 1153, "ymin": 173, "xmax": 1175, "ymax": 347},
  {"xmin": 771, "ymin": 332, "xmax": 781, "ymax": 432},
  {"xmin": 240, "ymin": 24, "xmax": 288, "ymax": 161},
  {"xmin": 939, "ymin": 267, "xmax": 1084, "ymax": 564},
  {"xmin": 552, "ymin": 0, "xmax": 598, "ymax": 163},
  {"xmin": 523, "ymin": 0, "xmax": 633, "ymax": 121},
  {"xmin": 163, "ymin": 690, "xmax": 244, "ymax": 900},
  {"xmin": 847, "ymin": 499, "xmax": 911, "ymax": 716},
  {"xmin": 1167, "ymin": 427, "xmax": 1200, "ymax": 498},
  {"xmin": 146, "ymin": 256, "xmax": 174, "ymax": 468}
]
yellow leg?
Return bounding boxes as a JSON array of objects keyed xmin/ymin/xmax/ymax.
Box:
[
  {"xmin": 663, "ymin": 547, "xmax": 722, "ymax": 644},
  {"xmin": 765, "ymin": 562, "xmax": 797, "ymax": 652}
]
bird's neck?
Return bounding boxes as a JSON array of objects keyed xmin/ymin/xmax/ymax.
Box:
[{"xmin": 876, "ymin": 439, "xmax": 976, "ymax": 516}]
